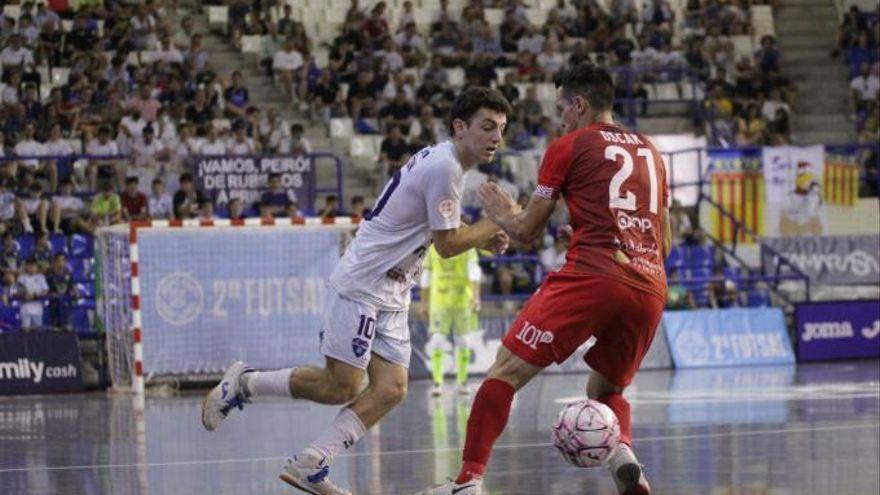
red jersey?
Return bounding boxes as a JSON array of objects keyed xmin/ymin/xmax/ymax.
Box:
[{"xmin": 535, "ymin": 122, "xmax": 669, "ymax": 300}]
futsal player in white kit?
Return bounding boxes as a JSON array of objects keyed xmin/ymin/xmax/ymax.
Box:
[{"xmin": 201, "ymin": 87, "xmax": 513, "ymax": 495}]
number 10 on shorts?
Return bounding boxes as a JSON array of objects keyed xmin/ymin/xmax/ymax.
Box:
[{"xmin": 358, "ymin": 315, "xmax": 376, "ymax": 340}]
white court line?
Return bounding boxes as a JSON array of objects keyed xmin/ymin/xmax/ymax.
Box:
[{"xmin": 0, "ymin": 422, "xmax": 876, "ymax": 474}]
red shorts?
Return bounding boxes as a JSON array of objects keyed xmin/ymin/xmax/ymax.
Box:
[{"xmin": 501, "ymin": 272, "xmax": 664, "ymax": 388}]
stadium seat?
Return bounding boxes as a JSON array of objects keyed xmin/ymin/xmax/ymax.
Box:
[
  {"xmin": 207, "ymin": 6, "xmax": 230, "ymax": 32},
  {"xmin": 50, "ymin": 234, "xmax": 68, "ymax": 255},
  {"xmin": 413, "ymin": 9, "xmax": 434, "ymax": 29},
  {"xmin": 330, "ymin": 118, "xmax": 355, "ymax": 139},
  {"xmin": 731, "ymin": 35, "xmax": 753, "ymax": 61},
  {"xmin": 686, "ymin": 245, "xmax": 714, "ymax": 267},
  {"xmin": 70, "ymin": 234, "xmax": 94, "ymax": 258},
  {"xmin": 652, "ymin": 82, "xmax": 680, "ymax": 100},
  {"xmin": 2, "ymin": 5, "xmax": 20, "ymax": 19},
  {"xmin": 69, "ymin": 258, "xmax": 93, "ymax": 283},
  {"xmin": 17, "ymin": 235, "xmax": 35, "ymax": 258},
  {"xmin": 666, "ymin": 246, "xmax": 684, "ymax": 268},
  {"xmin": 241, "ymin": 35, "xmax": 264, "ymax": 54},
  {"xmin": 51, "ymin": 67, "xmax": 70, "ymax": 86},
  {"xmin": 536, "ymin": 83, "xmax": 556, "ymax": 102},
  {"xmin": 524, "ymin": 9, "xmax": 548, "ymax": 26},
  {"xmin": 71, "ymin": 307, "xmax": 92, "ymax": 334},
  {"xmin": 325, "ymin": 8, "xmax": 347, "ymax": 24},
  {"xmin": 349, "ymin": 136, "xmax": 378, "ymax": 159},
  {"xmin": 747, "ymin": 290, "xmax": 770, "ymax": 307},
  {"xmin": 447, "ymin": 68, "xmax": 465, "ymax": 88},
  {"xmin": 75, "ymin": 282, "xmax": 96, "ymax": 299},
  {"xmin": 484, "ymin": 9, "xmax": 504, "ymax": 26},
  {"xmin": 0, "ymin": 302, "xmax": 21, "ymax": 332}
]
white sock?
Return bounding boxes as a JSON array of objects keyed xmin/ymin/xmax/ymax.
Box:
[
  {"xmin": 241, "ymin": 368, "xmax": 295, "ymax": 398},
  {"xmin": 308, "ymin": 408, "xmax": 367, "ymax": 461}
]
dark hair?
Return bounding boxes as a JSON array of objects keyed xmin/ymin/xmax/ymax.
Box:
[
  {"xmin": 180, "ymin": 172, "xmax": 193, "ymax": 183},
  {"xmin": 447, "ymin": 87, "xmax": 513, "ymax": 136},
  {"xmin": 553, "ymin": 62, "xmax": 614, "ymax": 111},
  {"xmin": 126, "ymin": 176, "xmax": 139, "ymax": 185},
  {"xmin": 351, "ymin": 195, "xmax": 364, "ymax": 204}
]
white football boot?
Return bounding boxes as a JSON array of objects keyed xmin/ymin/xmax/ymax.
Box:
[
  {"xmin": 414, "ymin": 477, "xmax": 483, "ymax": 495},
  {"xmin": 607, "ymin": 444, "xmax": 651, "ymax": 495},
  {"xmin": 200, "ymin": 361, "xmax": 252, "ymax": 431},
  {"xmin": 280, "ymin": 448, "xmax": 352, "ymax": 495}
]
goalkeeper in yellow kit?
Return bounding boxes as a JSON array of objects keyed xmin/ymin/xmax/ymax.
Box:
[{"xmin": 419, "ymin": 245, "xmax": 482, "ymax": 396}]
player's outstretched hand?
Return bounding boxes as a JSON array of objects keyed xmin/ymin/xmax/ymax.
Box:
[
  {"xmin": 478, "ymin": 181, "xmax": 519, "ymax": 222},
  {"xmin": 484, "ymin": 230, "xmax": 510, "ymax": 255}
]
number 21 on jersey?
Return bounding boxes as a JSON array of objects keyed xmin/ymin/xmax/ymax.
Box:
[{"xmin": 605, "ymin": 145, "xmax": 661, "ymax": 214}]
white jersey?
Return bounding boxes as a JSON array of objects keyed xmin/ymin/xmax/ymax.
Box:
[{"xmin": 330, "ymin": 141, "xmax": 463, "ymax": 311}]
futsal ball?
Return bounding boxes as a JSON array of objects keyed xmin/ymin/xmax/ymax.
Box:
[{"xmin": 552, "ymin": 399, "xmax": 621, "ymax": 468}]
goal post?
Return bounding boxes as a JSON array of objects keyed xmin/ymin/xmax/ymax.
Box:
[{"xmin": 97, "ymin": 218, "xmax": 358, "ymax": 395}]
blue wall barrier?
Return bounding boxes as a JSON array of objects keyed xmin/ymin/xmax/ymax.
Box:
[
  {"xmin": 663, "ymin": 308, "xmax": 795, "ymax": 368},
  {"xmin": 795, "ymin": 300, "xmax": 880, "ymax": 362}
]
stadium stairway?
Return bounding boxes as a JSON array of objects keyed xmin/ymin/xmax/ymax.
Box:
[
  {"xmin": 183, "ymin": 11, "xmax": 378, "ymax": 205},
  {"xmin": 777, "ymin": 0, "xmax": 855, "ymax": 145}
]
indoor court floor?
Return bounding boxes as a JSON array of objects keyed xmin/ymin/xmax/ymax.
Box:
[{"xmin": 0, "ymin": 360, "xmax": 877, "ymax": 495}]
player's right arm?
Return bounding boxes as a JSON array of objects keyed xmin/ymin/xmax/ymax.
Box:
[{"xmin": 432, "ymin": 218, "xmax": 508, "ymax": 259}]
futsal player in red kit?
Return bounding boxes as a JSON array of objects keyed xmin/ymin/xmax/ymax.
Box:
[{"xmin": 419, "ymin": 63, "xmax": 671, "ymax": 495}]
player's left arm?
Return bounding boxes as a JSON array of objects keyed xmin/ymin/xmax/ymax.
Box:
[{"xmin": 478, "ymin": 182, "xmax": 557, "ymax": 244}]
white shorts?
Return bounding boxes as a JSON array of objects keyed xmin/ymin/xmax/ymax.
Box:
[{"xmin": 319, "ymin": 286, "xmax": 411, "ymax": 370}]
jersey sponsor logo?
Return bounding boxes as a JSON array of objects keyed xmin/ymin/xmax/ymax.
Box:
[
  {"xmin": 438, "ymin": 198, "xmax": 456, "ymax": 219},
  {"xmin": 155, "ymin": 272, "xmax": 204, "ymax": 326},
  {"xmin": 863, "ymin": 320, "xmax": 880, "ymax": 340},
  {"xmin": 515, "ymin": 320, "xmax": 554, "ymax": 350},
  {"xmin": 616, "ymin": 211, "xmax": 653, "ymax": 233}
]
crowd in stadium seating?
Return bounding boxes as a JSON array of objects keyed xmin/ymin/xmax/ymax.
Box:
[{"xmin": 837, "ymin": 5, "xmax": 879, "ymax": 141}]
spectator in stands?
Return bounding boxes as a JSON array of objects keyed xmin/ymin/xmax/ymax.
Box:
[
  {"xmin": 766, "ymin": 107, "xmax": 791, "ymax": 145},
  {"xmin": 85, "ymin": 125, "xmax": 121, "ymax": 192},
  {"xmin": 380, "ymin": 87, "xmax": 417, "ymax": 134},
  {"xmin": 1, "ymin": 34, "xmax": 35, "ymax": 71},
  {"xmin": 708, "ymin": 265, "xmax": 741, "ymax": 309},
  {"xmin": 517, "ymin": 25, "xmax": 546, "ymax": 56},
  {"xmin": 227, "ymin": 122, "xmax": 260, "ymax": 155},
  {"xmin": 0, "ymin": 270, "xmax": 20, "ymax": 306},
  {"xmin": 132, "ymin": 126, "xmax": 167, "ymax": 180},
  {"xmin": 258, "ymin": 108, "xmax": 287, "ymax": 154},
  {"xmin": 347, "ymin": 69, "xmax": 381, "ymax": 120},
  {"xmin": 130, "ymin": 84, "xmax": 162, "ymax": 124},
  {"xmin": 224, "ymin": 198, "xmax": 246, "ymax": 220},
  {"xmin": 349, "ymin": 195, "xmax": 370, "ymax": 218},
  {"xmin": 185, "ymin": 34, "xmax": 212, "ymax": 75},
  {"xmin": 318, "ymin": 195, "xmax": 343, "ymax": 219},
  {"xmin": 408, "ymin": 105, "xmax": 444, "ymax": 148},
  {"xmin": 36, "ymin": 20, "xmax": 63, "ymax": 67},
  {"xmin": 121, "ymin": 177, "xmax": 148, "ymax": 221},
  {"xmin": 223, "ymin": 71, "xmax": 250, "ymax": 120},
  {"xmin": 684, "ymin": 37, "xmax": 711, "ymax": 82},
  {"xmin": 736, "ymin": 104, "xmax": 767, "ymax": 145},
  {"xmin": 20, "ymin": 181, "xmax": 48, "ymax": 234},
  {"xmin": 156, "ymin": 35, "xmax": 184, "ymax": 64},
  {"xmin": 173, "ymin": 173, "xmax": 204, "ymax": 220},
  {"xmin": 32, "ymin": 232, "xmax": 53, "ymax": 272},
  {"xmin": 50, "ymin": 179, "xmax": 87, "ymax": 234},
  {"xmin": 665, "ymin": 267, "xmax": 696, "ymax": 310},
  {"xmin": 14, "ymin": 123, "xmax": 57, "ymax": 192},
  {"xmin": 0, "ymin": 180, "xmax": 16, "ymax": 229},
  {"xmin": 280, "ymin": 123, "xmax": 312, "ymax": 155},
  {"xmin": 669, "ymin": 199, "xmax": 693, "ymax": 243},
  {"xmin": 148, "ymin": 178, "xmax": 173, "ymax": 220},
  {"xmin": 90, "ymin": 181, "xmax": 123, "ymax": 228},
  {"xmin": 850, "ymin": 62, "xmax": 879, "ymax": 117},
  {"xmin": 539, "ymin": 232, "xmax": 567, "ymax": 274},
  {"xmin": 610, "ymin": 0, "xmax": 639, "ymax": 29},
  {"xmin": 536, "ymin": 40, "xmax": 565, "ymax": 81},
  {"xmin": 0, "ymin": 232, "xmax": 20, "ymax": 276},
  {"xmin": 18, "ymin": 257, "xmax": 48, "ymax": 331},
  {"xmin": 831, "ymin": 6, "xmax": 869, "ymax": 58},
  {"xmin": 378, "ymin": 124, "xmax": 411, "ymax": 175},
  {"xmin": 274, "ymin": 38, "xmax": 304, "ymax": 103},
  {"xmin": 46, "ymin": 253, "xmax": 74, "ymax": 331},
  {"xmin": 200, "ymin": 126, "xmax": 227, "ymax": 156},
  {"xmin": 515, "ymin": 86, "xmax": 544, "ymax": 135},
  {"xmin": 754, "ymin": 35, "xmax": 782, "ymax": 75},
  {"xmin": 198, "ymin": 199, "xmax": 216, "ymax": 221},
  {"xmin": 260, "ymin": 173, "xmax": 293, "ymax": 218},
  {"xmin": 363, "ymin": 3, "xmax": 392, "ymax": 49},
  {"xmin": 704, "ymin": 84, "xmax": 736, "ymax": 145},
  {"xmin": 394, "ymin": 22, "xmax": 426, "ymax": 65},
  {"xmin": 859, "ymin": 105, "xmax": 879, "ymax": 145}
]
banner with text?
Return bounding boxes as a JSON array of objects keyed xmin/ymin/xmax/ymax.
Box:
[
  {"xmin": 663, "ymin": 308, "xmax": 795, "ymax": 368},
  {"xmin": 137, "ymin": 228, "xmax": 346, "ymax": 375},
  {"xmin": 762, "ymin": 145, "xmax": 827, "ymax": 237},
  {"xmin": 190, "ymin": 155, "xmax": 315, "ymax": 210},
  {"xmin": 0, "ymin": 332, "xmax": 84, "ymax": 395},
  {"xmin": 762, "ymin": 235, "xmax": 880, "ymax": 285},
  {"xmin": 795, "ymin": 300, "xmax": 880, "ymax": 362},
  {"xmin": 408, "ymin": 313, "xmax": 672, "ymax": 379}
]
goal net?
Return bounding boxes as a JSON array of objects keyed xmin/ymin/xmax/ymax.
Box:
[{"xmin": 97, "ymin": 219, "xmax": 356, "ymax": 393}]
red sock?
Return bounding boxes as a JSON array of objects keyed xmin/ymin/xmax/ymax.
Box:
[
  {"xmin": 599, "ymin": 393, "xmax": 632, "ymax": 447},
  {"xmin": 455, "ymin": 378, "xmax": 515, "ymax": 484}
]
